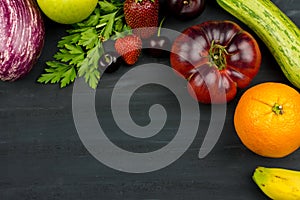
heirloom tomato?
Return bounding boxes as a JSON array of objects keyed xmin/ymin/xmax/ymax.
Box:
[{"xmin": 170, "ymin": 21, "xmax": 261, "ymax": 103}]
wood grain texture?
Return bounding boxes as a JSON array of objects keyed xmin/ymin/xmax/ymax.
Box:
[{"xmin": 0, "ymin": 0, "xmax": 299, "ymax": 199}]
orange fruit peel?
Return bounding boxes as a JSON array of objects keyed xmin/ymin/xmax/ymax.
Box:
[{"xmin": 234, "ymin": 82, "xmax": 300, "ymax": 158}]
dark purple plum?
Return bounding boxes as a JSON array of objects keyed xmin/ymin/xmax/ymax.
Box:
[
  {"xmin": 166, "ymin": 0, "xmax": 206, "ymax": 20},
  {"xmin": 98, "ymin": 52, "xmax": 123, "ymax": 73},
  {"xmin": 143, "ymin": 17, "xmax": 172, "ymax": 58},
  {"xmin": 144, "ymin": 35, "xmax": 171, "ymax": 58}
]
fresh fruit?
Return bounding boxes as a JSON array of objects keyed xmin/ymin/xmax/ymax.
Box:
[
  {"xmin": 38, "ymin": 0, "xmax": 128, "ymax": 89},
  {"xmin": 37, "ymin": 0, "xmax": 98, "ymax": 24},
  {"xmin": 144, "ymin": 35, "xmax": 171, "ymax": 58},
  {"xmin": 144, "ymin": 17, "xmax": 171, "ymax": 58},
  {"xmin": 98, "ymin": 52, "xmax": 123, "ymax": 73},
  {"xmin": 166, "ymin": 0, "xmax": 206, "ymax": 20},
  {"xmin": 123, "ymin": 0, "xmax": 159, "ymax": 38},
  {"xmin": 216, "ymin": 0, "xmax": 300, "ymax": 89},
  {"xmin": 0, "ymin": 0, "xmax": 45, "ymax": 81},
  {"xmin": 114, "ymin": 34, "xmax": 142, "ymax": 65},
  {"xmin": 170, "ymin": 20, "xmax": 261, "ymax": 103},
  {"xmin": 253, "ymin": 166, "xmax": 300, "ymax": 200},
  {"xmin": 234, "ymin": 82, "xmax": 300, "ymax": 158}
]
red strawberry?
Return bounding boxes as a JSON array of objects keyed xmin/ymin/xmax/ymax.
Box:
[
  {"xmin": 114, "ymin": 34, "xmax": 142, "ymax": 65},
  {"xmin": 124, "ymin": 0, "xmax": 159, "ymax": 39}
]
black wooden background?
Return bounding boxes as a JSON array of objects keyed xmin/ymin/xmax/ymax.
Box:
[{"xmin": 1, "ymin": 0, "xmax": 300, "ymax": 199}]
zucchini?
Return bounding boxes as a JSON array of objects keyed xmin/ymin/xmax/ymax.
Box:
[{"xmin": 216, "ymin": 0, "xmax": 300, "ymax": 89}]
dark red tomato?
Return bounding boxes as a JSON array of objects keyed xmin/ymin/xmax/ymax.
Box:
[{"xmin": 170, "ymin": 20, "xmax": 261, "ymax": 104}]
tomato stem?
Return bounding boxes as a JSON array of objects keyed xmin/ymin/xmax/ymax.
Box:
[
  {"xmin": 272, "ymin": 103, "xmax": 284, "ymax": 115},
  {"xmin": 209, "ymin": 40, "xmax": 228, "ymax": 70}
]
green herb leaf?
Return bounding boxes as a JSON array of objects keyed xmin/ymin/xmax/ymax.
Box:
[
  {"xmin": 98, "ymin": 0, "xmax": 118, "ymax": 13},
  {"xmin": 99, "ymin": 11, "xmax": 117, "ymax": 41},
  {"xmin": 61, "ymin": 66, "xmax": 77, "ymax": 88},
  {"xmin": 53, "ymin": 44, "xmax": 85, "ymax": 67},
  {"xmin": 37, "ymin": 61, "xmax": 77, "ymax": 87},
  {"xmin": 38, "ymin": 0, "xmax": 129, "ymax": 89},
  {"xmin": 76, "ymin": 8, "xmax": 100, "ymax": 27},
  {"xmin": 78, "ymin": 28, "xmax": 99, "ymax": 50},
  {"xmin": 78, "ymin": 42, "xmax": 103, "ymax": 89},
  {"xmin": 57, "ymin": 33, "xmax": 81, "ymax": 48}
]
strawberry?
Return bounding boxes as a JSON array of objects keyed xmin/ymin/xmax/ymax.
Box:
[
  {"xmin": 114, "ymin": 34, "xmax": 142, "ymax": 65},
  {"xmin": 124, "ymin": 0, "xmax": 159, "ymax": 39}
]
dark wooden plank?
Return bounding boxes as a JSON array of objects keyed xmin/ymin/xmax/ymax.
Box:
[{"xmin": 0, "ymin": 0, "xmax": 299, "ymax": 199}]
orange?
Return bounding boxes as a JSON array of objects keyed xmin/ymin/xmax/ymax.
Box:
[{"xmin": 234, "ymin": 82, "xmax": 300, "ymax": 158}]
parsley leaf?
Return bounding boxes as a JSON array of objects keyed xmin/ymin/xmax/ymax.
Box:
[
  {"xmin": 53, "ymin": 44, "xmax": 85, "ymax": 67},
  {"xmin": 98, "ymin": 0, "xmax": 118, "ymax": 13},
  {"xmin": 57, "ymin": 33, "xmax": 81, "ymax": 48},
  {"xmin": 78, "ymin": 42, "xmax": 103, "ymax": 89},
  {"xmin": 37, "ymin": 0, "xmax": 129, "ymax": 89},
  {"xmin": 100, "ymin": 12, "xmax": 118, "ymax": 40},
  {"xmin": 78, "ymin": 28, "xmax": 99, "ymax": 50},
  {"xmin": 37, "ymin": 61, "xmax": 77, "ymax": 87}
]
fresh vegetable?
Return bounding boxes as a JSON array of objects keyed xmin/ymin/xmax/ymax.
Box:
[
  {"xmin": 114, "ymin": 34, "xmax": 142, "ymax": 65},
  {"xmin": 38, "ymin": 0, "xmax": 129, "ymax": 89},
  {"xmin": 98, "ymin": 51, "xmax": 123, "ymax": 73},
  {"xmin": 166, "ymin": 0, "xmax": 206, "ymax": 20},
  {"xmin": 144, "ymin": 17, "xmax": 171, "ymax": 58},
  {"xmin": 123, "ymin": 0, "xmax": 159, "ymax": 38},
  {"xmin": 37, "ymin": 0, "xmax": 98, "ymax": 24},
  {"xmin": 253, "ymin": 166, "xmax": 300, "ymax": 200},
  {"xmin": 234, "ymin": 82, "xmax": 300, "ymax": 158},
  {"xmin": 170, "ymin": 20, "xmax": 261, "ymax": 103},
  {"xmin": 0, "ymin": 0, "xmax": 45, "ymax": 81},
  {"xmin": 216, "ymin": 0, "xmax": 300, "ymax": 89}
]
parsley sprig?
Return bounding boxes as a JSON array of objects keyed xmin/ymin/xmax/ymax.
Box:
[{"xmin": 38, "ymin": 0, "xmax": 130, "ymax": 89}]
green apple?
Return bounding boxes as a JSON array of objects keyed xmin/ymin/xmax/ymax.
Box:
[{"xmin": 37, "ymin": 0, "xmax": 98, "ymax": 24}]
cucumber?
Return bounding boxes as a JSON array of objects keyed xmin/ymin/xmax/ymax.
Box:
[{"xmin": 216, "ymin": 0, "xmax": 300, "ymax": 89}]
